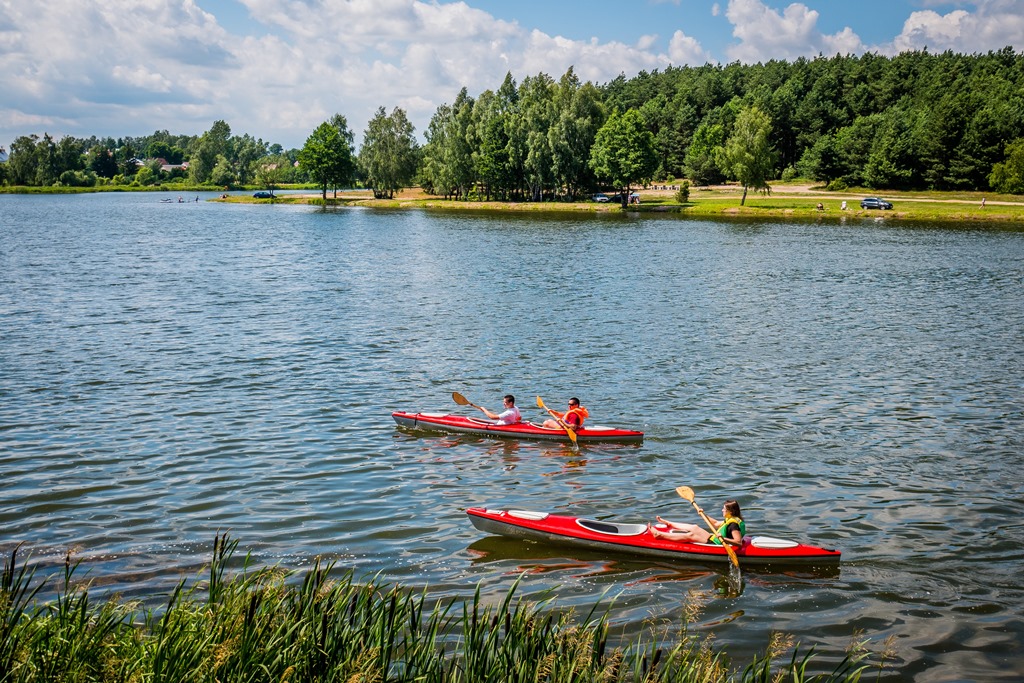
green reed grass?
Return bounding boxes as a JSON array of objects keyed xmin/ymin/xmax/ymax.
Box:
[{"xmin": 1, "ymin": 534, "xmax": 885, "ymax": 682}]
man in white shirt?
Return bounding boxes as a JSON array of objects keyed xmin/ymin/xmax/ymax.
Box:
[{"xmin": 477, "ymin": 395, "xmax": 521, "ymax": 424}]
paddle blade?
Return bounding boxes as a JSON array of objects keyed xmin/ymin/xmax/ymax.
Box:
[
  {"xmin": 536, "ymin": 395, "xmax": 546, "ymax": 409},
  {"xmin": 675, "ymin": 486, "xmax": 695, "ymax": 503},
  {"xmin": 452, "ymin": 392, "xmax": 471, "ymax": 406}
]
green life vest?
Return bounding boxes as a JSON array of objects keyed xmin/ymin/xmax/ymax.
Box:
[{"xmin": 711, "ymin": 516, "xmax": 746, "ymax": 545}]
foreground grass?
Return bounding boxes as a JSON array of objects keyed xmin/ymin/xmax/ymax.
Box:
[{"xmin": 1, "ymin": 535, "xmax": 894, "ymax": 682}]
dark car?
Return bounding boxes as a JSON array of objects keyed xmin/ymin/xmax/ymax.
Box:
[
  {"xmin": 860, "ymin": 197, "xmax": 893, "ymax": 210},
  {"xmin": 253, "ymin": 191, "xmax": 273, "ymax": 199}
]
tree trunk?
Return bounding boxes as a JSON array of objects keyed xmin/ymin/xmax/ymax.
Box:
[{"xmin": 741, "ymin": 185, "xmax": 748, "ymax": 206}]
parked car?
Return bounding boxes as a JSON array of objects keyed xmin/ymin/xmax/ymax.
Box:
[
  {"xmin": 593, "ymin": 193, "xmax": 609, "ymax": 203},
  {"xmin": 860, "ymin": 197, "xmax": 893, "ymax": 210},
  {"xmin": 253, "ymin": 191, "xmax": 273, "ymax": 199}
]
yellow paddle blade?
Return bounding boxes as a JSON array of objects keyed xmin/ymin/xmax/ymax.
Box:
[
  {"xmin": 536, "ymin": 395, "xmax": 546, "ymax": 409},
  {"xmin": 675, "ymin": 486, "xmax": 695, "ymax": 503}
]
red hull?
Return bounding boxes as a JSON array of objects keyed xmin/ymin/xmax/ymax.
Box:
[
  {"xmin": 392, "ymin": 411, "xmax": 643, "ymax": 443},
  {"xmin": 466, "ymin": 507, "xmax": 840, "ymax": 566}
]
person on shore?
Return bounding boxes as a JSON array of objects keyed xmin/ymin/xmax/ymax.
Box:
[
  {"xmin": 650, "ymin": 500, "xmax": 745, "ymax": 546},
  {"xmin": 477, "ymin": 394, "xmax": 521, "ymax": 425},
  {"xmin": 543, "ymin": 397, "xmax": 589, "ymax": 431},
  {"xmin": 841, "ymin": 200, "xmax": 847, "ymax": 211}
]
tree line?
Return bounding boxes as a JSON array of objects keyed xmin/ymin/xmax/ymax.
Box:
[{"xmin": 3, "ymin": 47, "xmax": 1024, "ymax": 198}]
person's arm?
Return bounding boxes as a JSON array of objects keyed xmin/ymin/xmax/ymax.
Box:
[
  {"xmin": 478, "ymin": 406, "xmax": 500, "ymax": 420},
  {"xmin": 723, "ymin": 524, "xmax": 743, "ymax": 547},
  {"xmin": 699, "ymin": 510, "xmax": 721, "ymax": 529}
]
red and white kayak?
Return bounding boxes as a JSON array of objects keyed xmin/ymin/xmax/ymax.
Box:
[
  {"xmin": 392, "ymin": 411, "xmax": 644, "ymax": 443},
  {"xmin": 466, "ymin": 507, "xmax": 841, "ymax": 566}
]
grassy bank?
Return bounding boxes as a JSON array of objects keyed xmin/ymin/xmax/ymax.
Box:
[
  {"xmin": 1, "ymin": 536, "xmax": 893, "ymax": 682},
  {"xmin": 221, "ymin": 183, "xmax": 1024, "ymax": 224}
]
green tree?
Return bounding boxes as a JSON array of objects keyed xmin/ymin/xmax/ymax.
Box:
[
  {"xmin": 683, "ymin": 121, "xmax": 725, "ymax": 185},
  {"xmin": 989, "ymin": 138, "xmax": 1024, "ymax": 194},
  {"xmin": 35, "ymin": 134, "xmax": 59, "ymax": 186},
  {"xmin": 298, "ymin": 121, "xmax": 355, "ymax": 201},
  {"xmin": 254, "ymin": 154, "xmax": 291, "ymax": 195},
  {"xmin": 210, "ymin": 155, "xmax": 234, "ymax": 187},
  {"xmin": 230, "ymin": 134, "xmax": 267, "ymax": 186},
  {"xmin": 517, "ymin": 72, "xmax": 556, "ymax": 201},
  {"xmin": 420, "ymin": 89, "xmax": 475, "ymax": 199},
  {"xmin": 87, "ymin": 145, "xmax": 119, "ymax": 179},
  {"xmin": 7, "ymin": 135, "xmax": 40, "ymax": 185},
  {"xmin": 470, "ymin": 89, "xmax": 511, "ymax": 200},
  {"xmin": 189, "ymin": 120, "xmax": 231, "ymax": 184},
  {"xmin": 589, "ymin": 108, "xmax": 658, "ymax": 208},
  {"xmin": 716, "ymin": 105, "xmax": 775, "ymax": 205},
  {"xmin": 550, "ymin": 68, "xmax": 604, "ymax": 200},
  {"xmin": 359, "ymin": 106, "xmax": 418, "ymax": 199}
]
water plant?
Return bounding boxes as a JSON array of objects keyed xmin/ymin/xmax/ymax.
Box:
[{"xmin": 1, "ymin": 535, "xmax": 884, "ymax": 682}]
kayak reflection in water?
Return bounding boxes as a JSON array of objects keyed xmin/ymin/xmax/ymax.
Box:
[
  {"xmin": 650, "ymin": 500, "xmax": 745, "ymax": 546},
  {"xmin": 476, "ymin": 394, "xmax": 522, "ymax": 425},
  {"xmin": 542, "ymin": 397, "xmax": 589, "ymax": 430}
]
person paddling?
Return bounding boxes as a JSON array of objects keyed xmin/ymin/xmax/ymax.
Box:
[
  {"xmin": 542, "ymin": 397, "xmax": 588, "ymax": 430},
  {"xmin": 650, "ymin": 499, "xmax": 745, "ymax": 546},
  {"xmin": 476, "ymin": 394, "xmax": 522, "ymax": 425}
]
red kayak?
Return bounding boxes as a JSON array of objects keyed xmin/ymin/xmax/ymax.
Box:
[
  {"xmin": 392, "ymin": 411, "xmax": 644, "ymax": 443},
  {"xmin": 466, "ymin": 507, "xmax": 841, "ymax": 566}
]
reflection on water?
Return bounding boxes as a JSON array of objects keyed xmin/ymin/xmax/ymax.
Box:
[{"xmin": 2, "ymin": 194, "xmax": 1023, "ymax": 681}]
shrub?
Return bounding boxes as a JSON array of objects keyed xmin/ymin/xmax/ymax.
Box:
[{"xmin": 675, "ymin": 179, "xmax": 691, "ymax": 203}]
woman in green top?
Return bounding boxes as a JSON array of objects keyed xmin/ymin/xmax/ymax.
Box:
[{"xmin": 650, "ymin": 499, "xmax": 745, "ymax": 546}]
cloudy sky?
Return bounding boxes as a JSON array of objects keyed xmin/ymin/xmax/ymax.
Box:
[{"xmin": 2, "ymin": 0, "xmax": 1022, "ymax": 151}]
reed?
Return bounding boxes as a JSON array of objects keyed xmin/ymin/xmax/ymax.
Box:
[{"xmin": 1, "ymin": 535, "xmax": 879, "ymax": 682}]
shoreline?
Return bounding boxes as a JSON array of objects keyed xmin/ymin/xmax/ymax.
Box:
[
  {"xmin": 4, "ymin": 182, "xmax": 1022, "ymax": 223},
  {"xmin": 220, "ymin": 184, "xmax": 1024, "ymax": 224}
]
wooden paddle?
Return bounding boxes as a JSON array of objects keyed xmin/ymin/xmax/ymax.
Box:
[
  {"xmin": 675, "ymin": 486, "xmax": 740, "ymax": 568},
  {"xmin": 452, "ymin": 391, "xmax": 483, "ymax": 410},
  {"xmin": 536, "ymin": 395, "xmax": 579, "ymax": 449}
]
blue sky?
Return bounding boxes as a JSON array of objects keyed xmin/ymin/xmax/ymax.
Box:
[{"xmin": 1, "ymin": 0, "xmax": 1022, "ymax": 151}]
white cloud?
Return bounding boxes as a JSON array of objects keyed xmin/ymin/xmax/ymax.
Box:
[
  {"xmin": 888, "ymin": 0, "xmax": 1024, "ymax": 54},
  {"xmin": 724, "ymin": 0, "xmax": 865, "ymax": 62},
  {"xmin": 0, "ymin": 0, "xmax": 692, "ymax": 149},
  {"xmin": 669, "ymin": 30, "xmax": 712, "ymax": 65}
]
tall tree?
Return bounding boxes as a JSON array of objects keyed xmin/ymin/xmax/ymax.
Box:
[
  {"xmin": 716, "ymin": 105, "xmax": 775, "ymax": 205},
  {"xmin": 254, "ymin": 154, "xmax": 292, "ymax": 195},
  {"xmin": 989, "ymin": 138, "xmax": 1024, "ymax": 194},
  {"xmin": 189, "ymin": 120, "xmax": 231, "ymax": 184},
  {"xmin": 517, "ymin": 72, "xmax": 556, "ymax": 201},
  {"xmin": 550, "ymin": 68, "xmax": 604, "ymax": 200},
  {"xmin": 7, "ymin": 135, "xmax": 40, "ymax": 185},
  {"xmin": 359, "ymin": 107, "xmax": 418, "ymax": 199},
  {"xmin": 589, "ymin": 108, "xmax": 657, "ymax": 208},
  {"xmin": 684, "ymin": 121, "xmax": 725, "ymax": 185},
  {"xmin": 298, "ymin": 121, "xmax": 355, "ymax": 201}
]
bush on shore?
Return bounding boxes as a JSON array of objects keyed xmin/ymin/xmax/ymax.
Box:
[{"xmin": 1, "ymin": 535, "xmax": 887, "ymax": 682}]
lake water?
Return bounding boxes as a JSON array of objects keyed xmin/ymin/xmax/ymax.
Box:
[{"xmin": 1, "ymin": 192, "xmax": 1022, "ymax": 681}]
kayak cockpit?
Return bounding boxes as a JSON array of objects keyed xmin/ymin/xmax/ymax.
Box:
[{"xmin": 576, "ymin": 518, "xmax": 648, "ymax": 536}]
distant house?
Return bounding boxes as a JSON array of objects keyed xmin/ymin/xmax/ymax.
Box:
[{"xmin": 143, "ymin": 157, "xmax": 188, "ymax": 173}]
